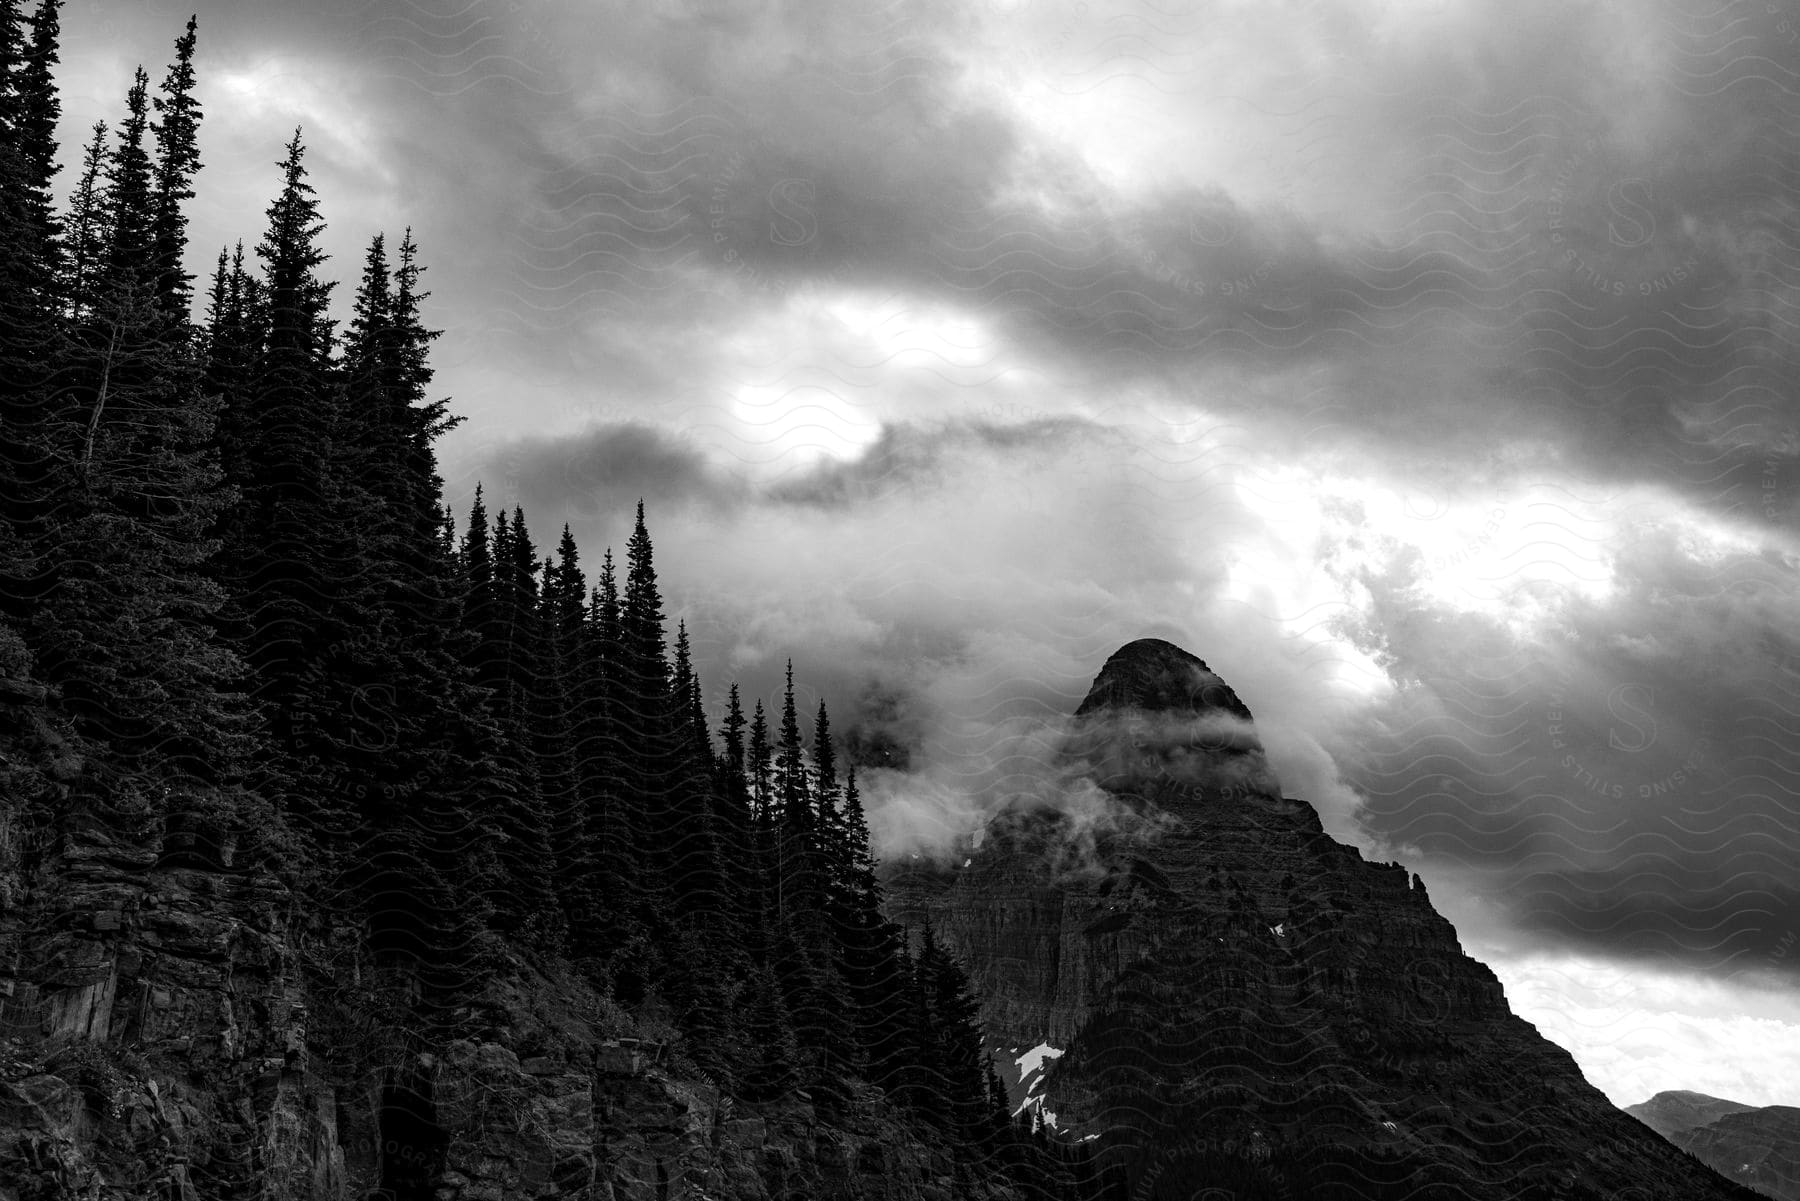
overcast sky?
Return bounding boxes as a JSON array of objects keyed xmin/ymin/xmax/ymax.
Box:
[{"xmin": 56, "ymin": 0, "xmax": 1800, "ymax": 1108}]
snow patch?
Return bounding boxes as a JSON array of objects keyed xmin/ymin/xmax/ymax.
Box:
[
  {"xmin": 1014, "ymin": 1042, "xmax": 1063, "ymax": 1084},
  {"xmin": 1015, "ymin": 1092, "xmax": 1059, "ymax": 1131},
  {"xmin": 1010, "ymin": 1042, "xmax": 1066, "ymax": 1130}
]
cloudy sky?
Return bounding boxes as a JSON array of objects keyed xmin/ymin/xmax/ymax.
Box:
[{"xmin": 57, "ymin": 0, "xmax": 1800, "ymax": 1108}]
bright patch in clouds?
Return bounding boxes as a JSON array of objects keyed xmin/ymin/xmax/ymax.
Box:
[{"xmin": 725, "ymin": 382, "xmax": 883, "ymax": 469}]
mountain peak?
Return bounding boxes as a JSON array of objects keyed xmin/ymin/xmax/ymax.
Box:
[
  {"xmin": 1074, "ymin": 638, "xmax": 1256, "ymax": 723},
  {"xmin": 1064, "ymin": 638, "xmax": 1276, "ymax": 798}
]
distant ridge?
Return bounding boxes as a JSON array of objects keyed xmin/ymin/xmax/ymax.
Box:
[
  {"xmin": 1628, "ymin": 1092, "xmax": 1800, "ymax": 1200},
  {"xmin": 1627, "ymin": 1090, "xmax": 1760, "ymax": 1139}
]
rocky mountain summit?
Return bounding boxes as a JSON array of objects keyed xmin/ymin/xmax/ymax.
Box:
[
  {"xmin": 885, "ymin": 638, "xmax": 1765, "ymax": 1201},
  {"xmin": 1628, "ymin": 1089, "xmax": 1762, "ymax": 1139},
  {"xmin": 1628, "ymin": 1091, "xmax": 1800, "ymax": 1200}
]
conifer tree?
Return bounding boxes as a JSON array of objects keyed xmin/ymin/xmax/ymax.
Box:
[
  {"xmin": 834, "ymin": 765, "xmax": 912, "ymax": 1083},
  {"xmin": 620, "ymin": 501, "xmax": 674, "ymax": 896},
  {"xmin": 0, "ymin": 0, "xmax": 66, "ymax": 609},
  {"xmin": 715, "ymin": 682, "xmax": 756, "ymax": 937},
  {"xmin": 813, "ymin": 698, "xmax": 840, "ymax": 845},
  {"xmin": 721, "ymin": 683, "xmax": 748, "ymax": 800},
  {"xmin": 11, "ymin": 0, "xmax": 61, "ymax": 270},
  {"xmin": 773, "ymin": 661, "xmax": 811, "ymax": 924},
  {"xmin": 539, "ymin": 524, "xmax": 587, "ymax": 936},
  {"xmin": 748, "ymin": 698, "xmax": 773, "ymax": 822},
  {"xmin": 563, "ymin": 553, "xmax": 624, "ymax": 967},
  {"xmin": 737, "ymin": 693, "xmax": 776, "ymax": 947},
  {"xmin": 666, "ymin": 620, "xmax": 722, "ymax": 924},
  {"xmin": 338, "ymin": 231, "xmax": 535, "ymax": 962},
  {"xmin": 578, "ymin": 544, "xmax": 649, "ymax": 985},
  {"xmin": 200, "ymin": 240, "xmax": 260, "ymax": 456},
  {"xmin": 101, "ymin": 66, "xmax": 152, "ymax": 282},
  {"xmin": 460, "ymin": 484, "xmax": 491, "ymax": 598},
  {"xmin": 459, "ymin": 503, "xmax": 561, "ymax": 945},
  {"xmin": 148, "ymin": 14, "xmax": 199, "ymax": 324},
  {"xmin": 24, "ymin": 25, "xmax": 268, "ymax": 866},
  {"xmin": 923, "ymin": 932, "xmax": 998, "ymax": 1146},
  {"xmin": 215, "ymin": 130, "xmax": 337, "ymax": 740},
  {"xmin": 61, "ymin": 122, "xmax": 109, "ymax": 318}
]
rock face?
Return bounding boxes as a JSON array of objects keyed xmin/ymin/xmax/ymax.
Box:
[
  {"xmin": 0, "ymin": 825, "xmax": 1001, "ymax": 1201},
  {"xmin": 0, "ymin": 697, "xmax": 1010, "ymax": 1201},
  {"xmin": 886, "ymin": 638, "xmax": 1767, "ymax": 1201},
  {"xmin": 1628, "ymin": 1092, "xmax": 1800, "ymax": 1201}
]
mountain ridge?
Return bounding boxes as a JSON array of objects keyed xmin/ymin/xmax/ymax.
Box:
[
  {"xmin": 1628, "ymin": 1092, "xmax": 1800, "ymax": 1200},
  {"xmin": 885, "ymin": 637, "xmax": 1766, "ymax": 1200}
]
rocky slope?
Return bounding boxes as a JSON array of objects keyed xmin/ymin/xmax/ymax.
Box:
[
  {"xmin": 0, "ymin": 652, "xmax": 1015, "ymax": 1201},
  {"xmin": 1628, "ymin": 1092, "xmax": 1800, "ymax": 1201},
  {"xmin": 885, "ymin": 638, "xmax": 1766, "ymax": 1201}
]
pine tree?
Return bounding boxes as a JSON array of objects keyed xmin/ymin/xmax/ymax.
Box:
[
  {"xmin": 574, "ymin": 545, "xmax": 649, "ymax": 987},
  {"xmin": 666, "ymin": 620, "xmax": 723, "ymax": 922},
  {"xmin": 23, "ymin": 27, "xmax": 269, "ymax": 867},
  {"xmin": 834, "ymin": 765, "xmax": 911, "ymax": 1083},
  {"xmin": 102, "ymin": 66, "xmax": 153, "ymax": 282},
  {"xmin": 743, "ymin": 695, "xmax": 777, "ymax": 959},
  {"xmin": 715, "ymin": 682, "xmax": 756, "ymax": 940},
  {"xmin": 748, "ymin": 698, "xmax": 773, "ymax": 823},
  {"xmin": 540, "ymin": 524, "xmax": 587, "ymax": 940},
  {"xmin": 200, "ymin": 240, "xmax": 260, "ymax": 472},
  {"xmin": 813, "ymin": 699, "xmax": 840, "ymax": 847},
  {"xmin": 721, "ymin": 683, "xmax": 748, "ymax": 800},
  {"xmin": 0, "ymin": 0, "xmax": 66, "ymax": 612},
  {"xmin": 813, "ymin": 699, "xmax": 848, "ymax": 926},
  {"xmin": 773, "ymin": 661, "xmax": 811, "ymax": 925},
  {"xmin": 336, "ymin": 228, "xmax": 532, "ymax": 965},
  {"xmin": 215, "ymin": 129, "xmax": 337, "ymax": 738},
  {"xmin": 620, "ymin": 501, "xmax": 674, "ymax": 897},
  {"xmin": 11, "ymin": 0, "xmax": 61, "ymax": 272},
  {"xmin": 61, "ymin": 122, "xmax": 109, "ymax": 318},
  {"xmin": 500, "ymin": 505, "xmax": 540, "ymax": 720},
  {"xmin": 148, "ymin": 14, "xmax": 199, "ymax": 324},
  {"xmin": 922, "ymin": 932, "xmax": 996, "ymax": 1147},
  {"xmin": 621, "ymin": 501, "xmax": 667, "ymax": 696},
  {"xmin": 461, "ymin": 503, "xmax": 560, "ymax": 945}
]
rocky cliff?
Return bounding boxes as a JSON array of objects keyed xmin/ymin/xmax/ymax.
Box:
[
  {"xmin": 885, "ymin": 638, "xmax": 1766, "ymax": 1201},
  {"xmin": 1628, "ymin": 1092, "xmax": 1800, "ymax": 1201},
  {"xmin": 0, "ymin": 672, "xmax": 1015, "ymax": 1201}
]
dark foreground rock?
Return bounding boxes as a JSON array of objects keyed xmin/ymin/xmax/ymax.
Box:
[{"xmin": 0, "ymin": 699, "xmax": 1015, "ymax": 1201}]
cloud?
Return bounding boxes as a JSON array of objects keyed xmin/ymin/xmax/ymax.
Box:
[
  {"xmin": 1486, "ymin": 952, "xmax": 1800, "ymax": 1110},
  {"xmin": 1333, "ymin": 523, "xmax": 1800, "ymax": 976},
  {"xmin": 491, "ymin": 421, "xmax": 746, "ymax": 518}
]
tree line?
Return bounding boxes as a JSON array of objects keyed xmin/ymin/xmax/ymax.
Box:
[{"xmin": 0, "ymin": 6, "xmax": 1123, "ymax": 1195}]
